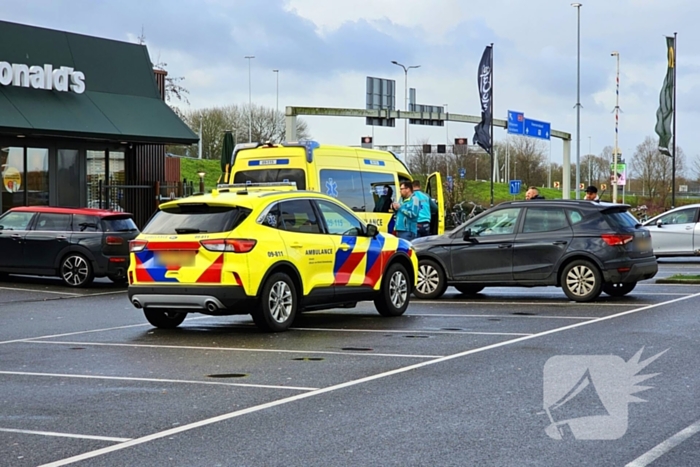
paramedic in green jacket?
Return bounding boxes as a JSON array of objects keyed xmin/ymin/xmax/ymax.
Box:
[
  {"xmin": 392, "ymin": 181, "xmax": 419, "ymax": 241},
  {"xmin": 412, "ymin": 180, "xmax": 432, "ymax": 238}
]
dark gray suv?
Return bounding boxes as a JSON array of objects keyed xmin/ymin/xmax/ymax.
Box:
[{"xmin": 412, "ymin": 200, "xmax": 658, "ymax": 302}]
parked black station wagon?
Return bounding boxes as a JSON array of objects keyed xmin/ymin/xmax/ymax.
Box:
[
  {"xmin": 0, "ymin": 206, "xmax": 139, "ymax": 287},
  {"xmin": 412, "ymin": 200, "xmax": 658, "ymax": 302}
]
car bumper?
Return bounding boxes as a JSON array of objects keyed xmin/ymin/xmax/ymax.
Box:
[
  {"xmin": 127, "ymin": 285, "xmax": 253, "ymax": 314},
  {"xmin": 602, "ymin": 258, "xmax": 658, "ymax": 283}
]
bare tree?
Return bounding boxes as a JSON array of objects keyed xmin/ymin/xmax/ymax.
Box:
[
  {"xmin": 630, "ymin": 136, "xmax": 686, "ymax": 205},
  {"xmin": 507, "ymin": 136, "xmax": 547, "ymax": 186},
  {"xmin": 175, "ymin": 105, "xmax": 310, "ymax": 159}
]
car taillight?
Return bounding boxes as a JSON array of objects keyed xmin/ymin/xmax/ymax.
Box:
[
  {"xmin": 106, "ymin": 236, "xmax": 123, "ymax": 246},
  {"xmin": 601, "ymin": 234, "xmax": 634, "ymax": 246},
  {"xmin": 129, "ymin": 239, "xmax": 148, "ymax": 252},
  {"xmin": 200, "ymin": 239, "xmax": 257, "ymax": 253}
]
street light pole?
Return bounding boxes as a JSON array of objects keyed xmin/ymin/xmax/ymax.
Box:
[
  {"xmin": 391, "ymin": 61, "xmax": 420, "ymax": 160},
  {"xmin": 611, "ymin": 51, "xmax": 620, "ymax": 203},
  {"xmin": 245, "ymin": 55, "xmax": 255, "ymax": 142},
  {"xmin": 572, "ymin": 3, "xmax": 582, "ymax": 199},
  {"xmin": 273, "ymin": 69, "xmax": 279, "ymax": 139},
  {"xmin": 588, "ymin": 136, "xmax": 592, "ymax": 185}
]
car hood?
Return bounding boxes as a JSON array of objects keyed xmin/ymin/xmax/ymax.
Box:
[{"xmin": 412, "ymin": 233, "xmax": 450, "ymax": 249}]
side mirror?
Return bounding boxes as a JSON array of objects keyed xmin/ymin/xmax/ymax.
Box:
[
  {"xmin": 656, "ymin": 219, "xmax": 663, "ymax": 227},
  {"xmin": 0, "ymin": 225, "xmax": 4, "ymax": 231},
  {"xmin": 366, "ymin": 224, "xmax": 379, "ymax": 238},
  {"xmin": 462, "ymin": 228, "xmax": 472, "ymax": 240}
]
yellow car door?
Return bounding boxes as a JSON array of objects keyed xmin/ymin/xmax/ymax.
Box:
[{"xmin": 426, "ymin": 172, "xmax": 445, "ymax": 235}]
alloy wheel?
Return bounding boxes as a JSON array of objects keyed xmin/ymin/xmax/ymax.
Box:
[
  {"xmin": 565, "ymin": 265, "xmax": 596, "ymax": 297},
  {"xmin": 417, "ymin": 264, "xmax": 439, "ymax": 295},
  {"xmin": 268, "ymin": 280, "xmax": 293, "ymax": 323},
  {"xmin": 62, "ymin": 256, "xmax": 89, "ymax": 286},
  {"xmin": 389, "ymin": 270, "xmax": 408, "ymax": 308}
]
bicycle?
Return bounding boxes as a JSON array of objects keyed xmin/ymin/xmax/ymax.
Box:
[{"xmin": 451, "ymin": 201, "xmax": 485, "ymax": 227}]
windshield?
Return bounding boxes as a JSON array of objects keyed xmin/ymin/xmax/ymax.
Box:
[
  {"xmin": 142, "ymin": 204, "xmax": 249, "ymax": 235},
  {"xmin": 233, "ymin": 169, "xmax": 306, "ymax": 190}
]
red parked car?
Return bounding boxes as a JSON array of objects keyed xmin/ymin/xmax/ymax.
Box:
[{"xmin": 0, "ymin": 206, "xmax": 140, "ymax": 287}]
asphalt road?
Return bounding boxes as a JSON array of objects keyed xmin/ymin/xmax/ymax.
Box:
[{"xmin": 0, "ymin": 259, "xmax": 699, "ymax": 466}]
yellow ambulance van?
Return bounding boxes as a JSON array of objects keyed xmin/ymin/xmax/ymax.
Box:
[{"xmin": 223, "ymin": 141, "xmax": 445, "ymax": 235}]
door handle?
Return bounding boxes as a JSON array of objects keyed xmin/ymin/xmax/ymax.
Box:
[
  {"xmin": 553, "ymin": 241, "xmax": 568, "ymax": 245},
  {"xmin": 339, "ymin": 244, "xmax": 352, "ymax": 251},
  {"xmin": 57, "ymin": 236, "xmax": 68, "ymax": 240},
  {"xmin": 685, "ymin": 226, "xmax": 693, "ymax": 230},
  {"xmin": 11, "ymin": 234, "xmax": 21, "ymax": 239},
  {"xmin": 290, "ymin": 242, "xmax": 303, "ymax": 249},
  {"xmin": 498, "ymin": 244, "xmax": 512, "ymax": 249}
]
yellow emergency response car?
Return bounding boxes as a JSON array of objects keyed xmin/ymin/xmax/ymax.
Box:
[
  {"xmin": 223, "ymin": 141, "xmax": 445, "ymax": 235},
  {"xmin": 127, "ymin": 184, "xmax": 418, "ymax": 332}
]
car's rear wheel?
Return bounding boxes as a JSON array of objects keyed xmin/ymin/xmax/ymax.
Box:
[
  {"xmin": 602, "ymin": 282, "xmax": 636, "ymax": 297},
  {"xmin": 252, "ymin": 272, "xmax": 297, "ymax": 332},
  {"xmin": 561, "ymin": 260, "xmax": 602, "ymax": 302},
  {"xmin": 144, "ymin": 309, "xmax": 187, "ymax": 329},
  {"xmin": 414, "ymin": 259, "xmax": 447, "ymax": 299},
  {"xmin": 374, "ymin": 262, "xmax": 410, "ymax": 316},
  {"xmin": 60, "ymin": 254, "xmax": 94, "ymax": 288},
  {"xmin": 454, "ymin": 284, "xmax": 484, "ymax": 295}
]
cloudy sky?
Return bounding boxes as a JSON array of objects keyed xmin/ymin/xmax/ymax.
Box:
[{"xmin": 4, "ymin": 0, "xmax": 699, "ymax": 168}]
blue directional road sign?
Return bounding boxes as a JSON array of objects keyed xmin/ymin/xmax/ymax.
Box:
[
  {"xmin": 509, "ymin": 180, "xmax": 522, "ymax": 195},
  {"xmin": 524, "ymin": 118, "xmax": 551, "ymax": 140},
  {"xmin": 507, "ymin": 110, "xmax": 524, "ymax": 135},
  {"xmin": 459, "ymin": 168, "xmax": 466, "ymax": 179}
]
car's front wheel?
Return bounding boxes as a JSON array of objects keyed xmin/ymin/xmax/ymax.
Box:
[
  {"xmin": 602, "ymin": 282, "xmax": 636, "ymax": 297},
  {"xmin": 561, "ymin": 260, "xmax": 602, "ymax": 302},
  {"xmin": 374, "ymin": 262, "xmax": 410, "ymax": 316},
  {"xmin": 144, "ymin": 309, "xmax": 187, "ymax": 329},
  {"xmin": 252, "ymin": 272, "xmax": 297, "ymax": 332},
  {"xmin": 60, "ymin": 254, "xmax": 94, "ymax": 287},
  {"xmin": 414, "ymin": 259, "xmax": 447, "ymax": 299}
]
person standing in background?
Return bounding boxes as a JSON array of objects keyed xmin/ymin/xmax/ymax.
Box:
[
  {"xmin": 392, "ymin": 181, "xmax": 419, "ymax": 241},
  {"xmin": 412, "ymin": 180, "xmax": 432, "ymax": 237}
]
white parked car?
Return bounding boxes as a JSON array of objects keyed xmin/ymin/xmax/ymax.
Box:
[{"xmin": 643, "ymin": 204, "xmax": 700, "ymax": 257}]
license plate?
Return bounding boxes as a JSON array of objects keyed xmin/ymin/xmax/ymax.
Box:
[
  {"xmin": 155, "ymin": 251, "xmax": 196, "ymax": 267},
  {"xmin": 636, "ymin": 238, "xmax": 652, "ymax": 251}
]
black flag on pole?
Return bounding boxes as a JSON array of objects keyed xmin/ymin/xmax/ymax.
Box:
[{"xmin": 473, "ymin": 45, "xmax": 493, "ymax": 154}]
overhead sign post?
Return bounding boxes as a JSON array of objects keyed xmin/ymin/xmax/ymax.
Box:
[
  {"xmin": 507, "ymin": 111, "xmax": 524, "ymax": 135},
  {"xmin": 524, "ymin": 118, "xmax": 551, "ymax": 140}
]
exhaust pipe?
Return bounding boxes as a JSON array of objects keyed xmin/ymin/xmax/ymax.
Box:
[
  {"xmin": 132, "ymin": 299, "xmax": 142, "ymax": 309},
  {"xmin": 205, "ymin": 300, "xmax": 219, "ymax": 313}
]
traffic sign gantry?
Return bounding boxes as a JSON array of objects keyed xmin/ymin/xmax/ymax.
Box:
[
  {"xmin": 524, "ymin": 118, "xmax": 551, "ymax": 140},
  {"xmin": 507, "ymin": 111, "xmax": 524, "ymax": 135}
]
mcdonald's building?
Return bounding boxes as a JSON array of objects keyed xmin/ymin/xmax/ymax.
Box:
[{"xmin": 0, "ymin": 21, "xmax": 198, "ymax": 226}]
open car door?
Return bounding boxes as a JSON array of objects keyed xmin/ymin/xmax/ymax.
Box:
[{"xmin": 425, "ymin": 172, "xmax": 445, "ymax": 235}]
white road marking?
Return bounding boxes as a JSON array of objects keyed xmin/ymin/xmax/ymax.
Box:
[
  {"xmin": 418, "ymin": 300, "xmax": 652, "ymax": 307},
  {"xmin": 290, "ymin": 327, "xmax": 532, "ymax": 336},
  {"xmin": 409, "ymin": 313, "xmax": 597, "ymax": 320},
  {"xmin": 24, "ymin": 340, "xmax": 443, "ymax": 359},
  {"xmin": 625, "ymin": 419, "xmax": 700, "ymax": 467},
  {"xmin": 0, "ymin": 427, "xmax": 130, "ymax": 443},
  {"xmin": 0, "ymin": 286, "xmax": 80, "ymax": 296},
  {"xmin": 39, "ymin": 293, "xmax": 700, "ymax": 467},
  {"xmin": 0, "ymin": 370, "xmax": 316, "ymax": 391},
  {"xmin": 0, "ymin": 316, "xmax": 213, "ymax": 346}
]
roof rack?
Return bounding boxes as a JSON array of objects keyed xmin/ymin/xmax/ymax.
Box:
[{"xmin": 215, "ymin": 181, "xmax": 298, "ymax": 194}]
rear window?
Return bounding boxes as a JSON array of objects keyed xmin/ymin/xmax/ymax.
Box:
[
  {"xmin": 603, "ymin": 210, "xmax": 639, "ymax": 229},
  {"xmin": 142, "ymin": 204, "xmax": 249, "ymax": 235},
  {"xmin": 233, "ymin": 169, "xmax": 306, "ymax": 190},
  {"xmin": 102, "ymin": 216, "xmax": 138, "ymax": 232}
]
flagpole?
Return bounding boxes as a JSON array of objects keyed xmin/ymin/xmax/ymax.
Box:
[
  {"xmin": 489, "ymin": 42, "xmax": 494, "ymax": 207},
  {"xmin": 671, "ymin": 32, "xmax": 677, "ymax": 209}
]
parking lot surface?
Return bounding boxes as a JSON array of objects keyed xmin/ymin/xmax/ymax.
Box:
[{"xmin": 1, "ymin": 260, "xmax": 699, "ymax": 466}]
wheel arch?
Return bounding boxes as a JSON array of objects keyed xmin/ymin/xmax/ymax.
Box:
[
  {"xmin": 256, "ymin": 261, "xmax": 304, "ymax": 300},
  {"xmin": 55, "ymin": 246, "xmax": 98, "ymax": 271},
  {"xmin": 556, "ymin": 253, "xmax": 604, "ymax": 287}
]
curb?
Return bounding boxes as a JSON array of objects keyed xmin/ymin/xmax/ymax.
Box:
[{"xmin": 655, "ymin": 279, "xmax": 700, "ymax": 284}]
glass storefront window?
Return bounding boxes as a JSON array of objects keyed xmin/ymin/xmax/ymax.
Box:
[
  {"xmin": 87, "ymin": 150, "xmax": 106, "ymax": 209},
  {"xmin": 57, "ymin": 149, "xmax": 80, "ymax": 207},
  {"xmin": 0, "ymin": 146, "xmax": 25, "ymax": 213},
  {"xmin": 26, "ymin": 147, "xmax": 49, "ymax": 206}
]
